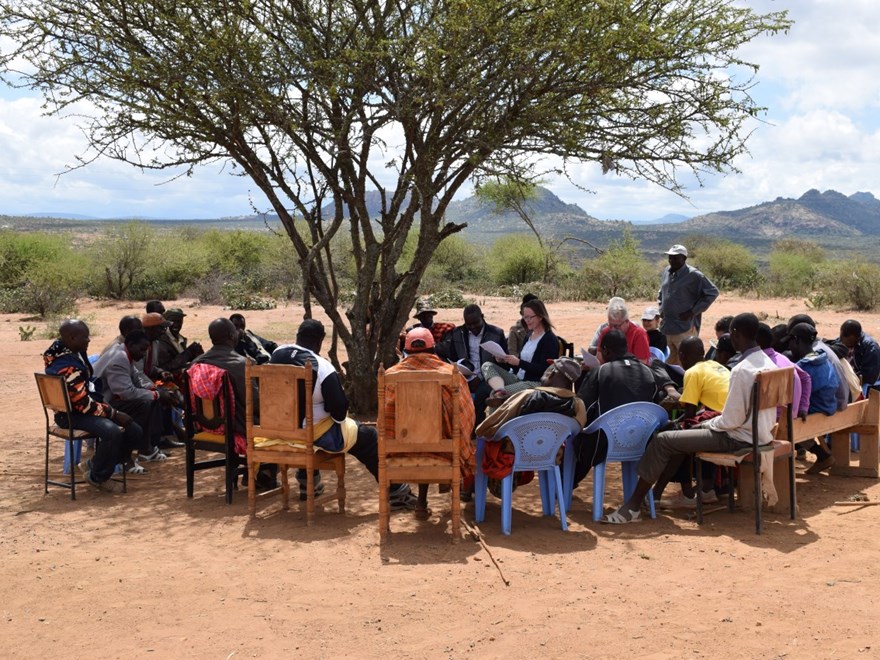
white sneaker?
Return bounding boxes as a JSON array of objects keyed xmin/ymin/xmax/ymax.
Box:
[{"xmin": 658, "ymin": 492, "xmax": 696, "ymax": 509}]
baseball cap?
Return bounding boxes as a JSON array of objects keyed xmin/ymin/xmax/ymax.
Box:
[
  {"xmin": 164, "ymin": 307, "xmax": 186, "ymax": 319},
  {"xmin": 404, "ymin": 327, "xmax": 435, "ymax": 351},
  {"xmin": 665, "ymin": 244, "xmax": 688, "ymax": 257},
  {"xmin": 641, "ymin": 306, "xmax": 660, "ymax": 320},
  {"xmin": 549, "ymin": 357, "xmax": 581, "ymax": 383},
  {"xmin": 142, "ymin": 312, "xmax": 170, "ymax": 328}
]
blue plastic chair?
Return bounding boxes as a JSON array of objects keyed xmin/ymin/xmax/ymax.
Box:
[
  {"xmin": 474, "ymin": 413, "xmax": 583, "ymax": 535},
  {"xmin": 649, "ymin": 346, "xmax": 665, "ymax": 363},
  {"xmin": 563, "ymin": 402, "xmax": 668, "ymax": 521}
]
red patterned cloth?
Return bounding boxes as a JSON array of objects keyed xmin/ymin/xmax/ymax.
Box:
[{"xmin": 187, "ymin": 362, "xmax": 246, "ymax": 454}]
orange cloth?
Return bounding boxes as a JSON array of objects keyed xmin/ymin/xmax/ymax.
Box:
[{"xmin": 384, "ymin": 352, "xmax": 476, "ymax": 477}]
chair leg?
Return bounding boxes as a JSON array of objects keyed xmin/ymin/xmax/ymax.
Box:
[
  {"xmin": 248, "ymin": 460, "xmax": 257, "ymax": 517},
  {"xmin": 69, "ymin": 439, "xmax": 76, "ymax": 501},
  {"xmin": 451, "ymin": 474, "xmax": 461, "ymax": 543},
  {"xmin": 186, "ymin": 442, "xmax": 195, "ymax": 499},
  {"xmin": 304, "ymin": 465, "xmax": 314, "ymax": 526},
  {"xmin": 501, "ymin": 474, "xmax": 514, "ymax": 535},
  {"xmin": 695, "ymin": 457, "xmax": 704, "ymax": 525},
  {"xmin": 378, "ymin": 476, "xmax": 389, "ymax": 543},
  {"xmin": 474, "ymin": 439, "xmax": 487, "ymax": 523},
  {"xmin": 281, "ymin": 466, "xmax": 290, "ymax": 512},
  {"xmin": 44, "ymin": 435, "xmax": 50, "ymax": 495},
  {"xmin": 562, "ymin": 440, "xmax": 575, "ymax": 511},
  {"xmin": 788, "ymin": 455, "xmax": 797, "ymax": 520},
  {"xmin": 553, "ymin": 467, "xmax": 568, "ymax": 531},
  {"xmin": 754, "ymin": 451, "xmax": 762, "ymax": 535},
  {"xmin": 224, "ymin": 449, "xmax": 234, "ymax": 505},
  {"xmin": 538, "ymin": 471, "xmax": 552, "ymax": 516},
  {"xmin": 336, "ymin": 458, "xmax": 346, "ymax": 513},
  {"xmin": 592, "ymin": 463, "xmax": 607, "ymax": 522}
]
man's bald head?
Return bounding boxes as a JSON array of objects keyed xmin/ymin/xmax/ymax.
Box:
[
  {"xmin": 678, "ymin": 336, "xmax": 705, "ymax": 371},
  {"xmin": 207, "ymin": 318, "xmax": 238, "ymax": 347},
  {"xmin": 59, "ymin": 319, "xmax": 90, "ymax": 353}
]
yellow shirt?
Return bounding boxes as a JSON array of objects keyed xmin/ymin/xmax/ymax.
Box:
[{"xmin": 681, "ymin": 360, "xmax": 730, "ymax": 412}]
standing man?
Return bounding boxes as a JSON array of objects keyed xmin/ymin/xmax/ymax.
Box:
[
  {"xmin": 44, "ymin": 320, "xmax": 142, "ymax": 493},
  {"xmin": 658, "ymin": 244, "xmax": 719, "ymax": 366}
]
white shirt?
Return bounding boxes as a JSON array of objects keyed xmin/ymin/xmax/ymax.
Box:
[
  {"xmin": 517, "ymin": 331, "xmax": 544, "ymax": 380},
  {"xmin": 467, "ymin": 328, "xmax": 483, "ymax": 366},
  {"xmin": 707, "ymin": 346, "xmax": 778, "ymax": 445}
]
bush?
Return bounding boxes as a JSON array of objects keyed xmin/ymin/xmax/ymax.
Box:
[
  {"xmin": 684, "ymin": 235, "xmax": 761, "ymax": 292},
  {"xmin": 813, "ymin": 260, "xmax": 880, "ymax": 311},
  {"xmin": 766, "ymin": 239, "xmax": 824, "ymax": 297},
  {"xmin": 488, "ymin": 234, "xmax": 547, "ymax": 285},
  {"xmin": 571, "ymin": 230, "xmax": 656, "ymax": 301},
  {"xmin": 221, "ymin": 282, "xmax": 277, "ymax": 310}
]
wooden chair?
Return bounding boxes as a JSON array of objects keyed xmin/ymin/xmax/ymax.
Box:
[
  {"xmin": 245, "ymin": 363, "xmax": 345, "ymax": 524},
  {"xmin": 377, "ymin": 366, "xmax": 461, "ymax": 543},
  {"xmin": 694, "ymin": 367, "xmax": 796, "ymax": 534},
  {"xmin": 182, "ymin": 366, "xmax": 246, "ymax": 504},
  {"xmin": 35, "ymin": 372, "xmax": 126, "ymax": 499}
]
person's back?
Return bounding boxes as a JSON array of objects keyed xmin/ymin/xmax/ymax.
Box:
[
  {"xmin": 681, "ymin": 359, "xmax": 730, "ymax": 413},
  {"xmin": 797, "ymin": 349, "xmax": 839, "ymax": 415}
]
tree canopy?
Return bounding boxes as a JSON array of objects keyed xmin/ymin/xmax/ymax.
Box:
[{"xmin": 0, "ymin": 0, "xmax": 790, "ymax": 410}]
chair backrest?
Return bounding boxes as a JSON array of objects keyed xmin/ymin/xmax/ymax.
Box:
[
  {"xmin": 584, "ymin": 401, "xmax": 669, "ymax": 463},
  {"xmin": 494, "ymin": 413, "xmax": 583, "ymax": 471},
  {"xmin": 753, "ymin": 367, "xmax": 794, "ymax": 411},
  {"xmin": 245, "ymin": 362, "xmax": 314, "ymax": 447},
  {"xmin": 649, "ymin": 346, "xmax": 666, "ymax": 363},
  {"xmin": 378, "ymin": 366, "xmax": 459, "ymax": 455},
  {"xmin": 558, "ymin": 336, "xmax": 575, "ymax": 358},
  {"xmin": 35, "ymin": 373, "xmax": 72, "ymax": 416},
  {"xmin": 183, "ymin": 366, "xmax": 233, "ymax": 435}
]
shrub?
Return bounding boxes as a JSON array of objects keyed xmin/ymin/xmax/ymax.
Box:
[
  {"xmin": 572, "ymin": 230, "xmax": 656, "ymax": 301},
  {"xmin": 221, "ymin": 282, "xmax": 277, "ymax": 310},
  {"xmin": 766, "ymin": 239, "xmax": 824, "ymax": 297},
  {"xmin": 488, "ymin": 234, "xmax": 547, "ymax": 285},
  {"xmin": 814, "ymin": 260, "xmax": 880, "ymax": 311},
  {"xmin": 685, "ymin": 235, "xmax": 761, "ymax": 291}
]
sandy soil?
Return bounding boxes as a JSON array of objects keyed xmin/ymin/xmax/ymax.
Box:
[{"xmin": 3, "ymin": 294, "xmax": 880, "ymax": 658}]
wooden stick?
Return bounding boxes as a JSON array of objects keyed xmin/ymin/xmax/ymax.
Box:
[
  {"xmin": 462, "ymin": 520, "xmax": 510, "ymax": 587},
  {"xmin": 834, "ymin": 501, "xmax": 880, "ymax": 506}
]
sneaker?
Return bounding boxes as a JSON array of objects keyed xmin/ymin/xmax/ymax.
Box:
[
  {"xmin": 138, "ymin": 447, "xmax": 169, "ymax": 462},
  {"xmin": 158, "ymin": 435, "xmax": 185, "ymax": 449},
  {"xmin": 127, "ymin": 458, "xmax": 148, "ymax": 475},
  {"xmin": 700, "ymin": 489, "xmax": 719, "ymax": 504},
  {"xmin": 298, "ymin": 473, "xmax": 325, "ymax": 501},
  {"xmin": 657, "ymin": 492, "xmax": 696, "ymax": 509},
  {"xmin": 83, "ymin": 463, "xmax": 123, "ymax": 493}
]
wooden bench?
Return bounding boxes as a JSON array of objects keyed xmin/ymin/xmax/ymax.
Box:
[{"xmin": 740, "ymin": 389, "xmax": 880, "ymax": 512}]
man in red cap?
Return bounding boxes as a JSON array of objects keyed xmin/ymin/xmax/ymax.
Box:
[{"xmin": 383, "ymin": 327, "xmax": 476, "ymax": 518}]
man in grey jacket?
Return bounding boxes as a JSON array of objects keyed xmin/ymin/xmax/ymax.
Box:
[
  {"xmin": 658, "ymin": 244, "xmax": 719, "ymax": 366},
  {"xmin": 93, "ymin": 330, "xmax": 178, "ymax": 465}
]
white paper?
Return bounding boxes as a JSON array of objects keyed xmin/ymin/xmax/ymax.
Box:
[
  {"xmin": 455, "ymin": 359, "xmax": 476, "ymax": 378},
  {"xmin": 580, "ymin": 347, "xmax": 600, "ymax": 369},
  {"xmin": 480, "ymin": 340, "xmax": 509, "ymax": 360}
]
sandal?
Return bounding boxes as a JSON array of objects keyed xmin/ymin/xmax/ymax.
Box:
[
  {"xmin": 139, "ymin": 448, "xmax": 168, "ymax": 462},
  {"xmin": 601, "ymin": 506, "xmax": 641, "ymax": 524},
  {"xmin": 389, "ymin": 492, "xmax": 418, "ymax": 511},
  {"xmin": 127, "ymin": 459, "xmax": 147, "ymax": 475}
]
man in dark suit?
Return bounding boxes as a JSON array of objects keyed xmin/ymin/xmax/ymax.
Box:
[{"xmin": 437, "ymin": 304, "xmax": 507, "ymax": 424}]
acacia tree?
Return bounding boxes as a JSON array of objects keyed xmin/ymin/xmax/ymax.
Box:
[{"xmin": 0, "ymin": 0, "xmax": 789, "ymax": 411}]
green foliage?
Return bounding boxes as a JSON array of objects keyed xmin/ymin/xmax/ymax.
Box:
[
  {"xmin": 220, "ymin": 282, "xmax": 277, "ymax": 311},
  {"xmin": 573, "ymin": 230, "xmax": 656, "ymax": 301},
  {"xmin": 684, "ymin": 235, "xmax": 761, "ymax": 291},
  {"xmin": 423, "ymin": 289, "xmax": 471, "ymax": 309},
  {"xmin": 88, "ymin": 222, "xmax": 154, "ymax": 299},
  {"xmin": 411, "ymin": 234, "xmax": 490, "ymax": 292},
  {"xmin": 766, "ymin": 239, "xmax": 824, "ymax": 297},
  {"xmin": 488, "ymin": 235, "xmax": 547, "ymax": 285},
  {"xmin": 18, "ymin": 325, "xmax": 35, "ymax": 341},
  {"xmin": 813, "ymin": 260, "xmax": 880, "ymax": 311}
]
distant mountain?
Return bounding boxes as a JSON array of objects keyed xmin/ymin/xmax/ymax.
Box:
[
  {"xmin": 26, "ymin": 212, "xmax": 99, "ymax": 220},
  {"xmin": 632, "ymin": 213, "xmax": 690, "ymax": 225},
  {"xmin": 664, "ymin": 189, "xmax": 880, "ymax": 238}
]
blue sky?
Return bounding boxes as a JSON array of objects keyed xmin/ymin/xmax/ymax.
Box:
[{"xmin": 0, "ymin": 0, "xmax": 878, "ymax": 223}]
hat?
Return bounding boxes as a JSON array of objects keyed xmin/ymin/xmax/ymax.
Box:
[
  {"xmin": 404, "ymin": 327, "xmax": 435, "ymax": 351},
  {"xmin": 414, "ymin": 299, "xmax": 437, "ymax": 318},
  {"xmin": 164, "ymin": 307, "xmax": 186, "ymax": 319},
  {"xmin": 550, "ymin": 357, "xmax": 581, "ymax": 383},
  {"xmin": 142, "ymin": 312, "xmax": 170, "ymax": 328},
  {"xmin": 665, "ymin": 244, "xmax": 688, "ymax": 257},
  {"xmin": 788, "ymin": 322, "xmax": 817, "ymax": 343},
  {"xmin": 641, "ymin": 306, "xmax": 660, "ymax": 321}
]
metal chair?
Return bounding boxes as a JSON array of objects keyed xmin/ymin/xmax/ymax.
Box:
[
  {"xmin": 475, "ymin": 413, "xmax": 582, "ymax": 535},
  {"xmin": 563, "ymin": 402, "xmax": 668, "ymax": 521},
  {"xmin": 35, "ymin": 372, "xmax": 127, "ymax": 499},
  {"xmin": 182, "ymin": 364, "xmax": 247, "ymax": 504}
]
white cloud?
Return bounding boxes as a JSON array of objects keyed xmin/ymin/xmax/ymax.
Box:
[{"xmin": 0, "ymin": 0, "xmax": 877, "ymax": 222}]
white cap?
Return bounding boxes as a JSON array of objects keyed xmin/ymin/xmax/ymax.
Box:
[
  {"xmin": 665, "ymin": 244, "xmax": 688, "ymax": 257},
  {"xmin": 641, "ymin": 306, "xmax": 660, "ymax": 320}
]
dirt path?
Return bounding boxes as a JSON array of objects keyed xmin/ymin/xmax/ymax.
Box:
[{"xmin": 3, "ymin": 295, "xmax": 880, "ymax": 658}]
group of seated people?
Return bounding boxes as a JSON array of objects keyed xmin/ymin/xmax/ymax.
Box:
[{"xmin": 46, "ymin": 295, "xmax": 880, "ymax": 529}]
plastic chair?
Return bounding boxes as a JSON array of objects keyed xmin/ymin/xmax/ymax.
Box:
[
  {"xmin": 649, "ymin": 346, "xmax": 665, "ymax": 363},
  {"xmin": 563, "ymin": 402, "xmax": 668, "ymax": 521},
  {"xmin": 474, "ymin": 413, "xmax": 582, "ymax": 535}
]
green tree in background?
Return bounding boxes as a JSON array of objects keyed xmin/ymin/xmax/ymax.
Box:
[{"xmin": 0, "ymin": 0, "xmax": 790, "ymax": 410}]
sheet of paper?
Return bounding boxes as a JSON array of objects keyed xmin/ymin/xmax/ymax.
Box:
[
  {"xmin": 580, "ymin": 347, "xmax": 600, "ymax": 369},
  {"xmin": 455, "ymin": 359, "xmax": 476, "ymax": 378},
  {"xmin": 480, "ymin": 340, "xmax": 508, "ymax": 360}
]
